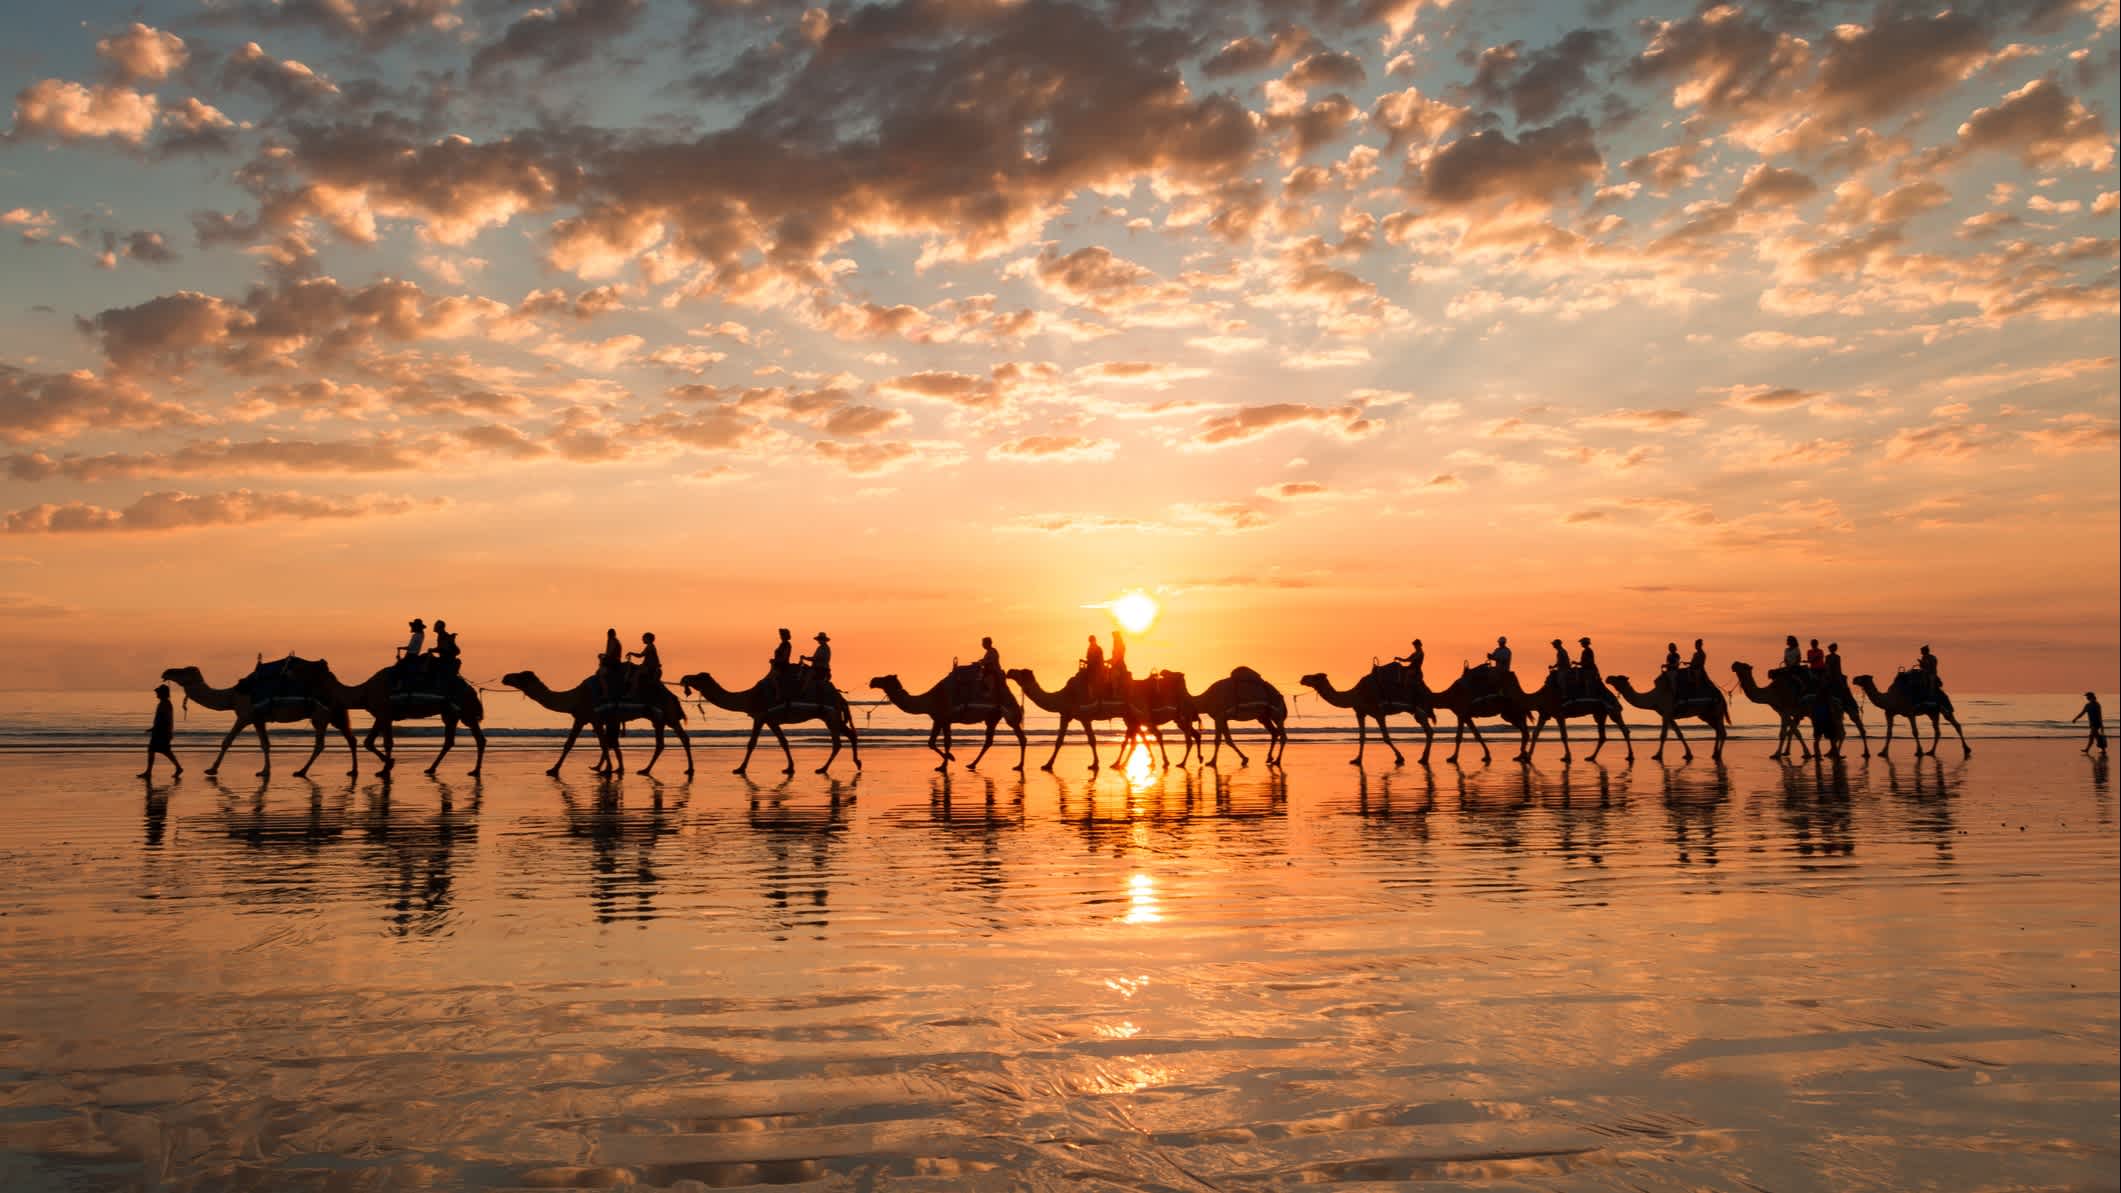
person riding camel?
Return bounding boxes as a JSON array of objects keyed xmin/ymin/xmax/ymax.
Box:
[
  {"xmin": 979, "ymin": 636, "xmax": 1003, "ymax": 706},
  {"xmin": 626, "ymin": 632, "xmax": 661, "ymax": 701},
  {"xmin": 1777, "ymin": 634, "xmax": 1801, "ymax": 681},
  {"xmin": 396, "ymin": 618, "xmax": 426, "ymax": 679},
  {"xmin": 1108, "ymin": 630, "xmax": 1128, "ymax": 701},
  {"xmin": 429, "ymin": 619, "xmax": 460, "ymax": 676},
  {"xmin": 1806, "ymin": 638, "xmax": 1826, "ymax": 671},
  {"xmin": 1487, "ymin": 636, "xmax": 1511, "ymax": 673},
  {"xmin": 1549, "ymin": 638, "xmax": 1573, "ymax": 695},
  {"xmin": 1392, "ymin": 638, "xmax": 1425, "ymax": 698},
  {"xmin": 1082, "ymin": 633, "xmax": 1104, "ymax": 697},
  {"xmin": 597, "ymin": 627, "xmax": 624, "ymax": 699},
  {"xmin": 799, "ymin": 632, "xmax": 833, "ymax": 702},
  {"xmin": 1916, "ymin": 644, "xmax": 1939, "ymax": 699},
  {"xmin": 770, "ymin": 628, "xmax": 794, "ymax": 698},
  {"xmin": 1577, "ymin": 636, "xmax": 1601, "ymax": 692}
]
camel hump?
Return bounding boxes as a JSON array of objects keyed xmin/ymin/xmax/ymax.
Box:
[{"xmin": 1229, "ymin": 665, "xmax": 1263, "ymax": 684}]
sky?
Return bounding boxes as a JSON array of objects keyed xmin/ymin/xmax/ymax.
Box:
[{"xmin": 1, "ymin": 0, "xmax": 2116, "ymax": 695}]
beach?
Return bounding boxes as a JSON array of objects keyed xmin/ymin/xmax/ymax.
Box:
[{"xmin": 0, "ymin": 740, "xmax": 2113, "ymax": 1190}]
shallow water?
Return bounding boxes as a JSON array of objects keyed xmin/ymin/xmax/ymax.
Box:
[{"xmin": 1, "ymin": 742, "xmax": 2114, "ymax": 1191}]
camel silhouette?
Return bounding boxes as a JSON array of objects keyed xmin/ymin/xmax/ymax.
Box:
[
  {"xmin": 1606, "ymin": 673, "xmax": 1729, "ymax": 762},
  {"xmin": 1853, "ymin": 673, "xmax": 1972, "ymax": 758},
  {"xmin": 161, "ymin": 660, "xmax": 359, "ymax": 778},
  {"xmin": 504, "ymin": 669, "xmax": 694, "ymax": 777},
  {"xmin": 1188, "ymin": 667, "xmax": 1288, "ymax": 767},
  {"xmin": 305, "ymin": 659, "xmax": 487, "ymax": 777},
  {"xmin": 679, "ymin": 670, "xmax": 860, "ymax": 776},
  {"xmin": 1006, "ymin": 667, "xmax": 1139, "ymax": 772},
  {"xmin": 869, "ymin": 668, "xmax": 1028, "ymax": 772},
  {"xmin": 1110, "ymin": 670, "xmax": 1205, "ymax": 768},
  {"xmin": 1299, "ymin": 667, "xmax": 1437, "ymax": 766},
  {"xmin": 1426, "ymin": 666, "xmax": 1533, "ymax": 764},
  {"xmin": 1730, "ymin": 661, "xmax": 1870, "ymax": 759},
  {"xmin": 1512, "ymin": 669, "xmax": 1633, "ymax": 763}
]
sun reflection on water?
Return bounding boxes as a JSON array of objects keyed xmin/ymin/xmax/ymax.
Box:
[{"xmin": 1120, "ymin": 871, "xmax": 1162, "ymax": 924}]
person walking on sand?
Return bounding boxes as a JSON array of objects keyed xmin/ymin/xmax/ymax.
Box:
[
  {"xmin": 2076, "ymin": 692, "xmax": 2108, "ymax": 754},
  {"xmin": 140, "ymin": 683, "xmax": 182, "ymax": 779}
]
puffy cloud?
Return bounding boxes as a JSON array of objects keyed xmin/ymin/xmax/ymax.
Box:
[
  {"xmin": 7, "ymin": 79, "xmax": 158, "ymax": 144},
  {"xmin": 471, "ymin": 0, "xmax": 645, "ymax": 80},
  {"xmin": 813, "ymin": 439, "xmax": 961, "ymax": 476},
  {"xmin": 1372, "ymin": 87, "xmax": 1472, "ymax": 152},
  {"xmin": 221, "ymin": 43, "xmax": 341, "ymax": 111},
  {"xmin": 988, "ymin": 434, "xmax": 1118, "ymax": 462},
  {"xmin": 1408, "ymin": 118, "xmax": 1603, "ymax": 213},
  {"xmin": 0, "ymin": 367, "xmax": 197, "ymax": 445},
  {"xmin": 95, "ymin": 24, "xmax": 188, "ymax": 85},
  {"xmin": 1954, "ymin": 79, "xmax": 2115, "ymax": 170},
  {"xmin": 1, "ymin": 489, "xmax": 435, "ymax": 533},
  {"xmin": 1466, "ymin": 29, "xmax": 1614, "ymax": 125}
]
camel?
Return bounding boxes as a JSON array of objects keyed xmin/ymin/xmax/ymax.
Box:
[
  {"xmin": 1189, "ymin": 667, "xmax": 1289, "ymax": 766},
  {"xmin": 1852, "ymin": 673, "xmax": 1972, "ymax": 758},
  {"xmin": 869, "ymin": 668, "xmax": 1027, "ymax": 772},
  {"xmin": 1730, "ymin": 661, "xmax": 1871, "ymax": 759},
  {"xmin": 678, "ymin": 670, "xmax": 860, "ymax": 776},
  {"xmin": 1513, "ymin": 669, "xmax": 1633, "ymax": 763},
  {"xmin": 309, "ymin": 659, "xmax": 487, "ymax": 777},
  {"xmin": 1006, "ymin": 667, "xmax": 1140, "ymax": 771},
  {"xmin": 503, "ymin": 670, "xmax": 695, "ymax": 777},
  {"xmin": 1605, "ymin": 672, "xmax": 1728, "ymax": 762},
  {"xmin": 161, "ymin": 660, "xmax": 360, "ymax": 778},
  {"xmin": 1298, "ymin": 667, "xmax": 1436, "ymax": 766},
  {"xmin": 1427, "ymin": 666, "xmax": 1533, "ymax": 764},
  {"xmin": 1112, "ymin": 671, "xmax": 1205, "ymax": 768}
]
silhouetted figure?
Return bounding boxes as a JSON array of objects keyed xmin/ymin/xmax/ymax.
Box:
[
  {"xmin": 1576, "ymin": 637, "xmax": 1600, "ymax": 689},
  {"xmin": 1777, "ymin": 634, "xmax": 1801, "ymax": 678},
  {"xmin": 1806, "ymin": 637, "xmax": 1825, "ymax": 671},
  {"xmin": 600, "ymin": 628, "xmax": 623, "ymax": 670},
  {"xmin": 1664, "ymin": 641, "xmax": 1682, "ymax": 676},
  {"xmin": 979, "ymin": 636, "xmax": 1003, "ymax": 703},
  {"xmin": 771, "ymin": 628, "xmax": 795, "ymax": 698},
  {"xmin": 1810, "ymin": 680, "xmax": 1843, "ymax": 757},
  {"xmin": 2077, "ymin": 692, "xmax": 2107, "ymax": 754},
  {"xmin": 1550, "ymin": 638, "xmax": 1571, "ymax": 671},
  {"xmin": 1393, "ymin": 638, "xmax": 1424, "ymax": 680},
  {"xmin": 1487, "ymin": 636, "xmax": 1511, "ymax": 673},
  {"xmin": 627, "ymin": 632, "xmax": 661, "ymax": 699},
  {"xmin": 1916, "ymin": 644, "xmax": 1940, "ymax": 698},
  {"xmin": 430, "ymin": 619, "xmax": 461, "ymax": 676},
  {"xmin": 1690, "ymin": 638, "xmax": 1708, "ymax": 674},
  {"xmin": 1107, "ymin": 631, "xmax": 1128, "ymax": 700},
  {"xmin": 800, "ymin": 632, "xmax": 833, "ymax": 700},
  {"xmin": 396, "ymin": 618, "xmax": 426, "ymax": 671},
  {"xmin": 139, "ymin": 683, "xmax": 181, "ymax": 779},
  {"xmin": 1082, "ymin": 633, "xmax": 1104, "ymax": 693}
]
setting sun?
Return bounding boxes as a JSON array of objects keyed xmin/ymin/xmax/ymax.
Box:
[{"xmin": 1109, "ymin": 592, "xmax": 1160, "ymax": 635}]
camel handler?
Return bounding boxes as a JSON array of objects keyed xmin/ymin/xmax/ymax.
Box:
[
  {"xmin": 140, "ymin": 683, "xmax": 182, "ymax": 780},
  {"xmin": 626, "ymin": 632, "xmax": 661, "ymax": 701},
  {"xmin": 799, "ymin": 632, "xmax": 833, "ymax": 702},
  {"xmin": 2075, "ymin": 692, "xmax": 2107, "ymax": 754}
]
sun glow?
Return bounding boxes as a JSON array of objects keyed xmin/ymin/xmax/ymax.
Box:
[{"xmin": 1109, "ymin": 591, "xmax": 1160, "ymax": 634}]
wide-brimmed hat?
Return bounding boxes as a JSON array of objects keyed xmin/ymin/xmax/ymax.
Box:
[
  {"xmin": 410, "ymin": 618, "xmax": 425, "ymax": 628},
  {"xmin": 815, "ymin": 632, "xmax": 830, "ymax": 642}
]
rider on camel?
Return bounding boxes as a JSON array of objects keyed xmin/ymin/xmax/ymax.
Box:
[
  {"xmin": 626, "ymin": 632, "xmax": 661, "ymax": 701},
  {"xmin": 799, "ymin": 633, "xmax": 833, "ymax": 701},
  {"xmin": 979, "ymin": 637, "xmax": 1003, "ymax": 706},
  {"xmin": 1487, "ymin": 636, "xmax": 1512, "ymax": 673},
  {"xmin": 429, "ymin": 619, "xmax": 461, "ymax": 676}
]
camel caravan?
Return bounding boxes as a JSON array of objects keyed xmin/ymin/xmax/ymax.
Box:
[{"xmin": 157, "ymin": 621, "xmax": 1974, "ymax": 781}]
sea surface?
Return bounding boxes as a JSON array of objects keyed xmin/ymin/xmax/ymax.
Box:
[{"xmin": 0, "ymin": 741, "xmax": 2114, "ymax": 1191}]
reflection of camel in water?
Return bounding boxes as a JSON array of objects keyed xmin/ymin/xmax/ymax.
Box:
[
  {"xmin": 1606, "ymin": 673, "xmax": 1729, "ymax": 762},
  {"xmin": 679, "ymin": 670, "xmax": 860, "ymax": 776},
  {"xmin": 1511, "ymin": 670, "xmax": 1633, "ymax": 763},
  {"xmin": 503, "ymin": 670, "xmax": 694, "ymax": 777},
  {"xmin": 161, "ymin": 663, "xmax": 359, "ymax": 778},
  {"xmin": 1730, "ymin": 661, "xmax": 1871, "ymax": 759},
  {"xmin": 1189, "ymin": 668, "xmax": 1288, "ymax": 766},
  {"xmin": 1427, "ymin": 667, "xmax": 1532, "ymax": 764},
  {"xmin": 1853, "ymin": 674, "xmax": 1972, "ymax": 758},
  {"xmin": 308, "ymin": 662, "xmax": 486, "ymax": 776},
  {"xmin": 1299, "ymin": 669, "xmax": 1436, "ymax": 766},
  {"xmin": 1006, "ymin": 668, "xmax": 1138, "ymax": 772},
  {"xmin": 869, "ymin": 671, "xmax": 1027, "ymax": 772}
]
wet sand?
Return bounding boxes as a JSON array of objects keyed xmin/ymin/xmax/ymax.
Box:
[{"xmin": 1, "ymin": 741, "xmax": 2114, "ymax": 1190}]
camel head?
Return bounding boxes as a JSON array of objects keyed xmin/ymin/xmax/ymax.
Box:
[
  {"xmin": 160, "ymin": 665, "xmax": 201, "ymax": 685},
  {"xmin": 499, "ymin": 670, "xmax": 537, "ymax": 692},
  {"xmin": 1852, "ymin": 674, "xmax": 1878, "ymax": 692},
  {"xmin": 1003, "ymin": 668, "xmax": 1034, "ymax": 686},
  {"xmin": 867, "ymin": 675, "xmax": 897, "ymax": 692},
  {"xmin": 1298, "ymin": 672, "xmax": 1328, "ymax": 690},
  {"xmin": 1605, "ymin": 674, "xmax": 1632, "ymax": 691},
  {"xmin": 1729, "ymin": 661, "xmax": 1753, "ymax": 676},
  {"xmin": 677, "ymin": 672, "xmax": 706, "ymax": 696}
]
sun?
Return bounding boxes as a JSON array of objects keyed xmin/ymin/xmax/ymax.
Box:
[{"xmin": 1109, "ymin": 591, "xmax": 1160, "ymax": 634}]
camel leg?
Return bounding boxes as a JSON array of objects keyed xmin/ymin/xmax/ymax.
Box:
[
  {"xmin": 1668, "ymin": 717, "xmax": 1693, "ymax": 762},
  {"xmin": 1041, "ymin": 717, "xmax": 1069, "ymax": 772},
  {"xmin": 1084, "ymin": 720, "xmax": 1102, "ymax": 772},
  {"xmin": 1651, "ymin": 717, "xmax": 1670, "ymax": 761},
  {"xmin": 1153, "ymin": 721, "xmax": 1171, "ymax": 768},
  {"xmin": 1521, "ymin": 716, "xmax": 1543, "ymax": 762},
  {"xmin": 205, "ymin": 718, "xmax": 245, "ymax": 775},
  {"xmin": 1944, "ymin": 710, "xmax": 1972, "ymax": 757},
  {"xmin": 1558, "ymin": 716, "xmax": 1574, "ymax": 764},
  {"xmin": 376, "ymin": 720, "xmax": 397, "ymax": 775},
  {"xmin": 933, "ymin": 721, "xmax": 953, "ymax": 771},
  {"xmin": 428, "ymin": 716, "xmax": 455, "ymax": 775},
  {"xmin": 1587, "ymin": 714, "xmax": 1606, "ymax": 762},
  {"xmin": 1272, "ymin": 717, "xmax": 1288, "ymax": 765},
  {"xmin": 295, "ymin": 718, "xmax": 328, "ymax": 778},
  {"xmin": 1377, "ymin": 716, "xmax": 1406, "ymax": 768},
  {"xmin": 1878, "ymin": 713, "xmax": 1896, "ymax": 756},
  {"xmin": 1447, "ymin": 716, "xmax": 1467, "ymax": 765},
  {"xmin": 735, "ymin": 721, "xmax": 763, "ymax": 775},
  {"xmin": 551, "ymin": 721, "xmax": 585, "ymax": 776},
  {"xmin": 640, "ymin": 722, "xmax": 666, "ymax": 775},
  {"xmin": 1010, "ymin": 717, "xmax": 1027, "ymax": 772},
  {"xmin": 251, "ymin": 719, "xmax": 273, "ymax": 777},
  {"xmin": 815, "ymin": 720, "xmax": 841, "ymax": 775},
  {"xmin": 334, "ymin": 716, "xmax": 359, "ymax": 776},
  {"xmin": 1842, "ymin": 698, "xmax": 1872, "ymax": 757},
  {"xmin": 1712, "ymin": 716, "xmax": 1726, "ymax": 761},
  {"xmin": 1418, "ymin": 715, "xmax": 1434, "ymax": 766},
  {"xmin": 1225, "ymin": 720, "xmax": 1250, "ymax": 766},
  {"xmin": 769, "ymin": 722, "xmax": 796, "ymax": 776},
  {"xmin": 968, "ymin": 720, "xmax": 997, "ymax": 770},
  {"xmin": 1465, "ymin": 717, "xmax": 1492, "ymax": 764},
  {"xmin": 674, "ymin": 723, "xmax": 694, "ymax": 776},
  {"xmin": 1352, "ymin": 713, "xmax": 1370, "ymax": 766}
]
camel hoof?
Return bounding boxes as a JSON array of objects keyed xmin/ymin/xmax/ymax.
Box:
[
  {"xmin": 1040, "ymin": 763, "xmax": 1054, "ymax": 772},
  {"xmin": 546, "ymin": 767, "xmax": 561, "ymax": 777},
  {"xmin": 732, "ymin": 767, "xmax": 748, "ymax": 776}
]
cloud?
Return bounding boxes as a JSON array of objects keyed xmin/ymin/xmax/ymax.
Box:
[
  {"xmin": 1, "ymin": 489, "xmax": 436, "ymax": 534},
  {"xmin": 221, "ymin": 43, "xmax": 341, "ymax": 111},
  {"xmin": 1409, "ymin": 118, "xmax": 1603, "ymax": 212},
  {"xmin": 988, "ymin": 435, "xmax": 1118, "ymax": 462},
  {"xmin": 1465, "ymin": 29, "xmax": 1614, "ymax": 125},
  {"xmin": 1954, "ymin": 78, "xmax": 2115, "ymax": 170},
  {"xmin": 0, "ymin": 367, "xmax": 196, "ymax": 445},
  {"xmin": 1187, "ymin": 402, "xmax": 1377, "ymax": 449},
  {"xmin": 7, "ymin": 79, "xmax": 158, "ymax": 144},
  {"xmin": 813, "ymin": 439, "xmax": 962, "ymax": 476},
  {"xmin": 471, "ymin": 0, "xmax": 644, "ymax": 80},
  {"xmin": 95, "ymin": 24, "xmax": 188, "ymax": 85}
]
